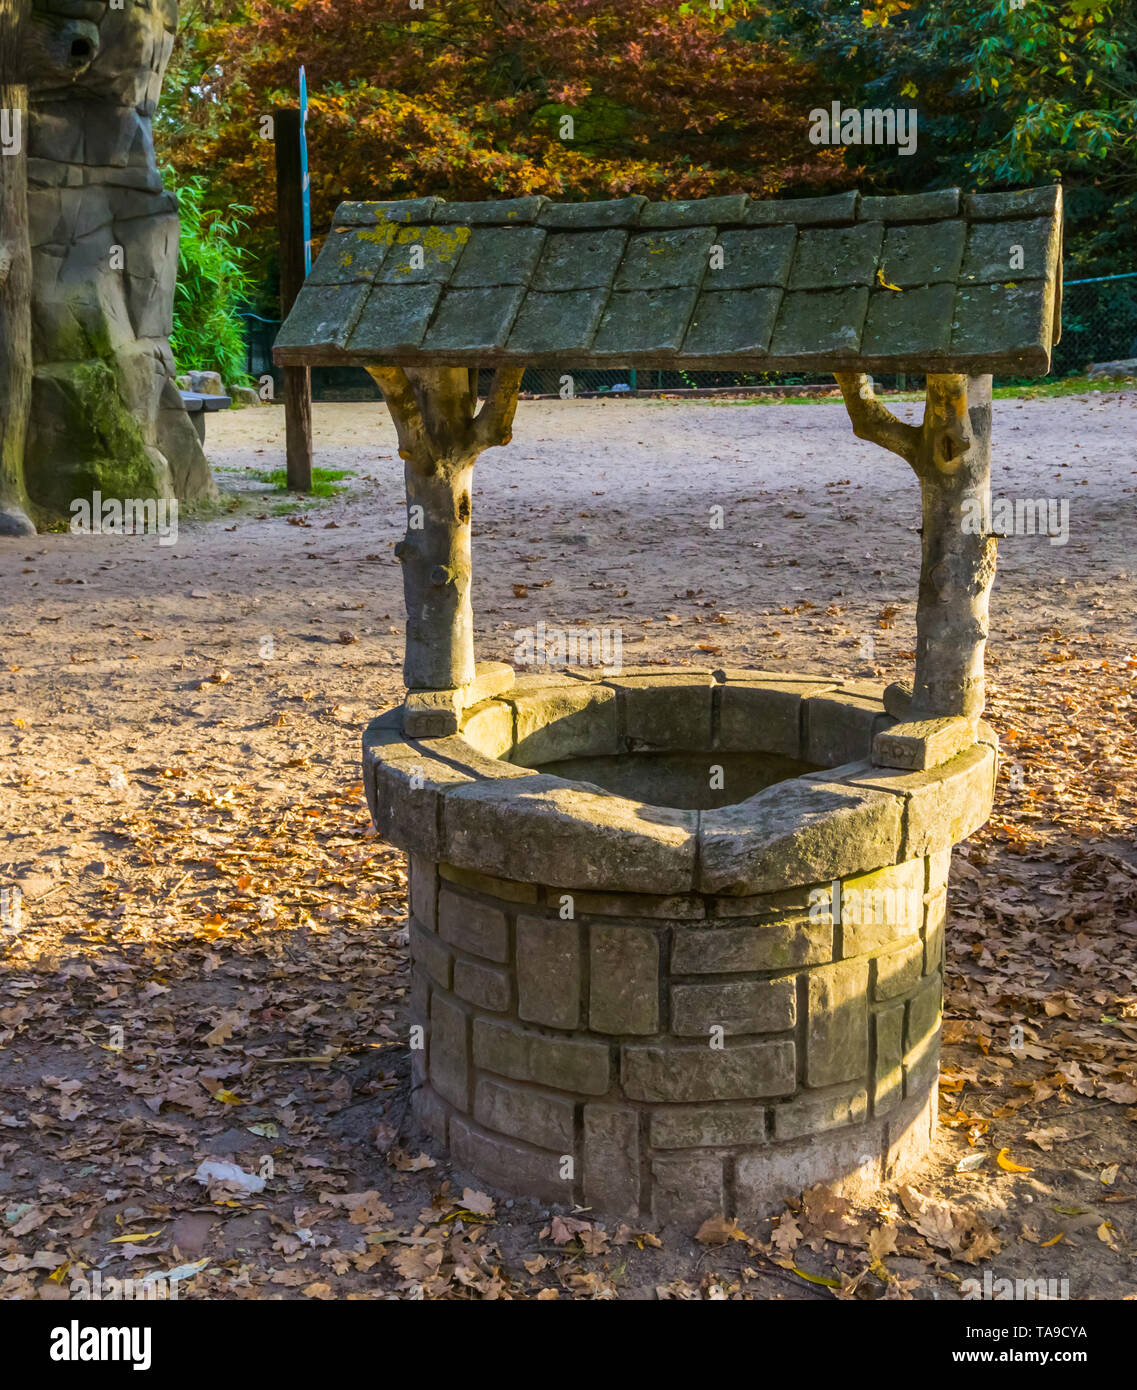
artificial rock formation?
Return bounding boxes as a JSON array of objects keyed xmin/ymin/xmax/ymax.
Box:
[
  {"xmin": 0, "ymin": 0, "xmax": 35, "ymax": 535},
  {"xmin": 15, "ymin": 0, "xmax": 214, "ymax": 525}
]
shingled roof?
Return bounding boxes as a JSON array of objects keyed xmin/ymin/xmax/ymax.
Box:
[{"xmin": 273, "ymin": 186, "xmax": 1063, "ymax": 375}]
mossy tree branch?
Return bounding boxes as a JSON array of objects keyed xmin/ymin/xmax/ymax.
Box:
[
  {"xmin": 834, "ymin": 371, "xmax": 922, "ymax": 467},
  {"xmin": 473, "ymin": 366, "xmax": 524, "ymax": 452}
]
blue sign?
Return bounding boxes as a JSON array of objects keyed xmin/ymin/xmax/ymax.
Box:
[{"xmin": 299, "ymin": 66, "xmax": 312, "ymax": 276}]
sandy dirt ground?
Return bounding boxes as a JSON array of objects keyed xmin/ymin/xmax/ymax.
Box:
[{"xmin": 0, "ymin": 391, "xmax": 1135, "ymax": 1301}]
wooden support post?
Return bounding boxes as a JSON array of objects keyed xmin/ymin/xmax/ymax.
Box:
[
  {"xmin": 835, "ymin": 371, "xmax": 996, "ymax": 723},
  {"xmin": 366, "ymin": 364, "xmax": 523, "ymax": 691},
  {"xmin": 0, "ymin": 0, "xmax": 36, "ymax": 535},
  {"xmin": 274, "ymin": 107, "xmax": 313, "ymax": 493}
]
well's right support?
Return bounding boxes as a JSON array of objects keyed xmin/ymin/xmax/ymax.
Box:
[{"xmin": 835, "ymin": 372, "xmax": 997, "ymax": 724}]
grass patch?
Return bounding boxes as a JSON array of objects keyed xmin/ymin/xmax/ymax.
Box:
[
  {"xmin": 247, "ymin": 466, "xmax": 355, "ymax": 498},
  {"xmin": 993, "ymin": 375, "xmax": 1134, "ymax": 399}
]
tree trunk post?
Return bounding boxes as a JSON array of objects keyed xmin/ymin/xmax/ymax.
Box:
[
  {"xmin": 401, "ymin": 455, "xmax": 477, "ymax": 690},
  {"xmin": 0, "ymin": 0, "xmax": 36, "ymax": 536},
  {"xmin": 274, "ymin": 106, "xmax": 313, "ymax": 493},
  {"xmin": 366, "ymin": 364, "xmax": 523, "ymax": 693},
  {"xmin": 911, "ymin": 373, "xmax": 995, "ymax": 721},
  {"xmin": 834, "ymin": 371, "xmax": 996, "ymax": 724}
]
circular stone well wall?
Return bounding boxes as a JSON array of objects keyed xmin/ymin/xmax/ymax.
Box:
[{"xmin": 363, "ymin": 668, "xmax": 997, "ymax": 1225}]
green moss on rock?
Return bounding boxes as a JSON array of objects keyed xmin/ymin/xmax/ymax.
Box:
[{"xmin": 25, "ymin": 360, "xmax": 164, "ymax": 519}]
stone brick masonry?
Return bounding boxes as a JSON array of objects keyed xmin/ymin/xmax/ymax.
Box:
[{"xmin": 408, "ymin": 852, "xmax": 948, "ymax": 1223}]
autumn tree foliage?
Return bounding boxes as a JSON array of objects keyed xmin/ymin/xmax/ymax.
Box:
[{"xmin": 159, "ymin": 0, "xmax": 846, "ymax": 261}]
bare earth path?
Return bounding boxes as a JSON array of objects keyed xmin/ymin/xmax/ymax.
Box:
[{"xmin": 0, "ymin": 393, "xmax": 1134, "ymax": 1300}]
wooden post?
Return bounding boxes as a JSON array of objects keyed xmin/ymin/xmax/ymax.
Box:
[
  {"xmin": 366, "ymin": 365, "xmax": 524, "ymax": 691},
  {"xmin": 0, "ymin": 0, "xmax": 36, "ymax": 535},
  {"xmin": 274, "ymin": 106, "xmax": 313, "ymax": 493},
  {"xmin": 910, "ymin": 374, "xmax": 995, "ymax": 721},
  {"xmin": 835, "ymin": 371, "xmax": 996, "ymax": 723}
]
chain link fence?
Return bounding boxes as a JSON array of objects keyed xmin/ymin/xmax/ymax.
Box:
[
  {"xmin": 1052, "ymin": 273, "xmax": 1137, "ymax": 377},
  {"xmin": 241, "ymin": 271, "xmax": 1137, "ymax": 402}
]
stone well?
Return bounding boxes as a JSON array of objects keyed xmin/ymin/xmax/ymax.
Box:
[
  {"xmin": 363, "ymin": 668, "xmax": 997, "ymax": 1223},
  {"xmin": 274, "ymin": 189, "xmax": 1061, "ymax": 1223}
]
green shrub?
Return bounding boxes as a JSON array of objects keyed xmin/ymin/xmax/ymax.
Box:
[{"xmin": 166, "ymin": 170, "xmax": 255, "ymax": 387}]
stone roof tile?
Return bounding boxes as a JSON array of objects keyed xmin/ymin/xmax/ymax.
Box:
[
  {"xmin": 859, "ymin": 190, "xmax": 960, "ymax": 222},
  {"xmin": 450, "ymin": 227, "xmax": 546, "ymax": 287},
  {"xmin": 769, "ymin": 287, "xmax": 870, "ymax": 357},
  {"xmin": 307, "ymin": 225, "xmax": 395, "ymax": 285},
  {"xmin": 614, "ymin": 227, "xmax": 717, "ymax": 290},
  {"xmin": 747, "ymin": 191, "xmax": 860, "ymax": 226},
  {"xmin": 421, "ymin": 284, "xmax": 528, "ymax": 353},
  {"xmin": 861, "ymin": 283, "xmax": 956, "ymax": 358},
  {"xmin": 950, "ymin": 281, "xmax": 1055, "ymax": 359},
  {"xmin": 507, "ymin": 289, "xmax": 608, "ymax": 355},
  {"xmin": 639, "ymin": 195, "xmax": 750, "ymax": 227},
  {"xmin": 334, "ymin": 198, "xmax": 441, "ymax": 226},
  {"xmin": 592, "ymin": 287, "xmax": 700, "ymax": 356},
  {"xmin": 377, "ymin": 224, "xmax": 471, "ymax": 285},
  {"xmin": 532, "ymin": 230, "xmax": 628, "ymax": 291},
  {"xmin": 538, "ymin": 196, "xmax": 647, "ymax": 228},
  {"xmin": 274, "ymin": 283, "xmax": 370, "ymax": 351},
  {"xmin": 682, "ymin": 288, "xmax": 782, "ymax": 357},
  {"xmin": 963, "ymin": 187, "xmax": 1062, "ymax": 220},
  {"xmin": 788, "ymin": 222, "xmax": 884, "ymax": 290},
  {"xmin": 959, "ymin": 217, "xmax": 1055, "ymax": 284},
  {"xmin": 878, "ymin": 221, "xmax": 966, "ymax": 287},
  {"xmin": 433, "ymin": 197, "xmax": 547, "ymax": 224},
  {"xmin": 706, "ymin": 226, "xmax": 796, "ymax": 290},
  {"xmin": 346, "ymin": 283, "xmax": 442, "ymax": 354}
]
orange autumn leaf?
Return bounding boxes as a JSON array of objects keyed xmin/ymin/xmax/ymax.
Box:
[{"xmin": 996, "ymin": 1148, "xmax": 1033, "ymax": 1174}]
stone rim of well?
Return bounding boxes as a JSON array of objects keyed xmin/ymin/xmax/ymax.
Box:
[{"xmin": 363, "ymin": 667, "xmax": 997, "ymax": 897}]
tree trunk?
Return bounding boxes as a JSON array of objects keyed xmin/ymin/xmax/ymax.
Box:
[
  {"xmin": 834, "ymin": 370, "xmax": 996, "ymax": 723},
  {"xmin": 366, "ymin": 364, "xmax": 522, "ymax": 692},
  {"xmin": 910, "ymin": 374, "xmax": 996, "ymax": 721},
  {"xmin": 400, "ymin": 455, "xmax": 477, "ymax": 690},
  {"xmin": 0, "ymin": 0, "xmax": 35, "ymax": 536}
]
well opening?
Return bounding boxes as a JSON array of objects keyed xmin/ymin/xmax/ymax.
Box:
[
  {"xmin": 492, "ymin": 680, "xmax": 824, "ymax": 810},
  {"xmin": 525, "ymin": 749, "xmax": 820, "ymax": 812}
]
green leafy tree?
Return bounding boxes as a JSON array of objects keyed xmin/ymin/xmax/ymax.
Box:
[{"xmin": 751, "ymin": 0, "xmax": 1136, "ymax": 272}]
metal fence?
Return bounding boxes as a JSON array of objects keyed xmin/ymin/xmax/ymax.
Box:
[
  {"xmin": 1052, "ymin": 273, "xmax": 1137, "ymax": 377},
  {"xmin": 241, "ymin": 271, "xmax": 1137, "ymax": 400}
]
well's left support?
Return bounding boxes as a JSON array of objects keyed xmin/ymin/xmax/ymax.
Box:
[{"xmin": 367, "ymin": 364, "xmax": 522, "ymax": 730}]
